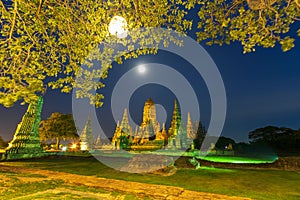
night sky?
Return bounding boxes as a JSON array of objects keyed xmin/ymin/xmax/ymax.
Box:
[{"xmin": 0, "ymin": 19, "xmax": 299, "ymax": 143}]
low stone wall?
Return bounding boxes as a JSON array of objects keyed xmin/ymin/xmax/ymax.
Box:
[
  {"xmin": 174, "ymin": 156, "xmax": 300, "ymax": 172},
  {"xmin": 120, "ymin": 154, "xmax": 174, "ymax": 173},
  {"xmin": 273, "ymin": 157, "xmax": 300, "ymax": 171}
]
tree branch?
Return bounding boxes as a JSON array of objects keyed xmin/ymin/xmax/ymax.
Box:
[
  {"xmin": 295, "ymin": 0, "xmax": 300, "ymax": 8},
  {"xmin": 35, "ymin": 0, "xmax": 45, "ymax": 18},
  {"xmin": 9, "ymin": 0, "xmax": 18, "ymax": 40},
  {"xmin": 0, "ymin": 0, "xmax": 7, "ymax": 12}
]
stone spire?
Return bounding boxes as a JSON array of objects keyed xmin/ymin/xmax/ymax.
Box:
[
  {"xmin": 95, "ymin": 133, "xmax": 101, "ymax": 146},
  {"xmin": 80, "ymin": 116, "xmax": 93, "ymax": 151},
  {"xmin": 186, "ymin": 112, "xmax": 195, "ymax": 139},
  {"xmin": 5, "ymin": 96, "xmax": 44, "ymax": 159},
  {"xmin": 177, "ymin": 120, "xmax": 188, "ymax": 149},
  {"xmin": 121, "ymin": 108, "xmax": 133, "ymax": 136},
  {"xmin": 121, "ymin": 108, "xmax": 129, "ymax": 130},
  {"xmin": 135, "ymin": 126, "xmax": 139, "ymax": 136},
  {"xmin": 162, "ymin": 123, "xmax": 167, "ymax": 137},
  {"xmin": 112, "ymin": 109, "xmax": 132, "ymax": 149},
  {"xmin": 112, "ymin": 122, "xmax": 121, "ymax": 150},
  {"xmin": 168, "ymin": 99, "xmax": 181, "ymax": 138}
]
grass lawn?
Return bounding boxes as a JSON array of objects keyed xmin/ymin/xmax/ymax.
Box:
[
  {"xmin": 0, "ymin": 170, "xmax": 149, "ymax": 200},
  {"xmin": 2, "ymin": 156, "xmax": 299, "ymax": 200},
  {"xmin": 197, "ymin": 155, "xmax": 278, "ymax": 164}
]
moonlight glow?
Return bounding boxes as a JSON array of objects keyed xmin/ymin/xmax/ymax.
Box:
[
  {"xmin": 137, "ymin": 65, "xmax": 146, "ymax": 74},
  {"xmin": 108, "ymin": 16, "xmax": 128, "ymax": 38}
]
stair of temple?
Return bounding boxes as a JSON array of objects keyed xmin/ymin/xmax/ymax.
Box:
[{"xmin": 2, "ymin": 96, "xmax": 46, "ymax": 160}]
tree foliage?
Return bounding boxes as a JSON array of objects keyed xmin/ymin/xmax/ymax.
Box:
[
  {"xmin": 0, "ymin": 135, "xmax": 7, "ymax": 148},
  {"xmin": 0, "ymin": 0, "xmax": 193, "ymax": 107},
  {"xmin": 39, "ymin": 112, "xmax": 78, "ymax": 149},
  {"xmin": 248, "ymin": 125, "xmax": 300, "ymax": 154},
  {"xmin": 197, "ymin": 0, "xmax": 300, "ymax": 53},
  {"xmin": 215, "ymin": 136, "xmax": 235, "ymax": 150},
  {"xmin": 0, "ymin": 0, "xmax": 299, "ymax": 107}
]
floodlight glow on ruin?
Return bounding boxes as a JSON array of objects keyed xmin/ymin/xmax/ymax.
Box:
[
  {"xmin": 80, "ymin": 144, "xmax": 88, "ymax": 151},
  {"xmin": 62, "ymin": 146, "xmax": 67, "ymax": 152},
  {"xmin": 108, "ymin": 16, "xmax": 128, "ymax": 38}
]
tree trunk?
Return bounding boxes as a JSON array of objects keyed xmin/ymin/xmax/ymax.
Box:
[{"xmin": 56, "ymin": 137, "xmax": 60, "ymax": 150}]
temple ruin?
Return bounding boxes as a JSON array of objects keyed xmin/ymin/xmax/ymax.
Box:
[
  {"xmin": 2, "ymin": 96, "xmax": 45, "ymax": 160},
  {"xmin": 112, "ymin": 98, "xmax": 197, "ymax": 151}
]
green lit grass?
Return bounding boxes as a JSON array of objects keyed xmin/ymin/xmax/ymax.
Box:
[
  {"xmin": 5, "ymin": 156, "xmax": 299, "ymax": 200},
  {"xmin": 197, "ymin": 155, "xmax": 278, "ymax": 164},
  {"xmin": 59, "ymin": 151, "xmax": 278, "ymax": 164}
]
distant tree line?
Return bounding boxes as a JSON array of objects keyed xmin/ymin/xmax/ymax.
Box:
[
  {"xmin": 248, "ymin": 126, "xmax": 300, "ymax": 156},
  {"xmin": 193, "ymin": 124, "xmax": 300, "ymax": 156},
  {"xmin": 193, "ymin": 122, "xmax": 235, "ymax": 151}
]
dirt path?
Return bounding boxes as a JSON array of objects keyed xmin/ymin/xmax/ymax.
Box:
[{"xmin": 0, "ymin": 164, "xmax": 251, "ymax": 200}]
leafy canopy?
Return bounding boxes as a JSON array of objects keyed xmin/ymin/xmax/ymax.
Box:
[
  {"xmin": 39, "ymin": 112, "xmax": 78, "ymax": 149},
  {"xmin": 0, "ymin": 0, "xmax": 299, "ymax": 107},
  {"xmin": 248, "ymin": 125, "xmax": 300, "ymax": 153}
]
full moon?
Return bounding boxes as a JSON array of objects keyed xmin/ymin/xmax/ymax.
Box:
[
  {"xmin": 108, "ymin": 16, "xmax": 128, "ymax": 38},
  {"xmin": 137, "ymin": 65, "xmax": 146, "ymax": 74}
]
